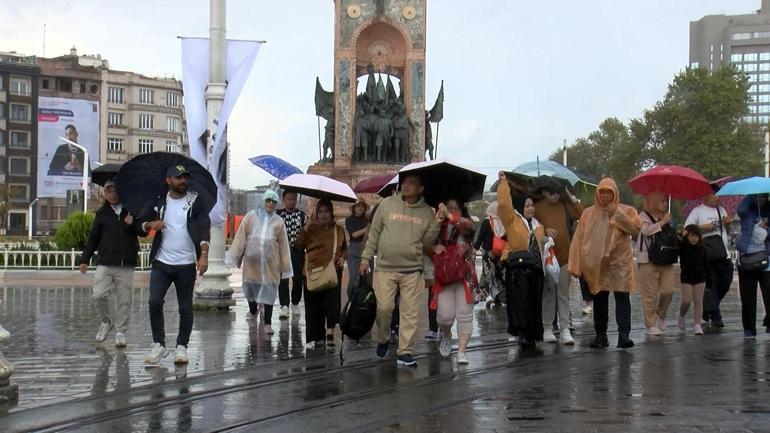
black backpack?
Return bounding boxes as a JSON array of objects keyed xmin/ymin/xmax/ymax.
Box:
[
  {"xmin": 339, "ymin": 276, "xmax": 377, "ymax": 362},
  {"xmin": 641, "ymin": 211, "xmax": 679, "ymax": 265}
]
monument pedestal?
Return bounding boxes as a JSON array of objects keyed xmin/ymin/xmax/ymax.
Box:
[{"xmin": 0, "ymin": 350, "xmax": 18, "ymax": 407}]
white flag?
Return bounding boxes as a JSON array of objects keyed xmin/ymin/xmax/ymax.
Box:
[{"xmin": 181, "ymin": 37, "xmax": 262, "ymax": 225}]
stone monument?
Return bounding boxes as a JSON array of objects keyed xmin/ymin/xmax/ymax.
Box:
[{"xmin": 309, "ymin": 0, "xmax": 441, "ymax": 189}]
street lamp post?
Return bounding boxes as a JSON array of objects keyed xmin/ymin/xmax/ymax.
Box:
[
  {"xmin": 58, "ymin": 136, "xmax": 89, "ymax": 214},
  {"xmin": 27, "ymin": 198, "xmax": 38, "ymax": 240}
]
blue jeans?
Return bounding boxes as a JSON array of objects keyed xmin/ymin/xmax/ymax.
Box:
[{"xmin": 148, "ymin": 261, "xmax": 197, "ymax": 347}]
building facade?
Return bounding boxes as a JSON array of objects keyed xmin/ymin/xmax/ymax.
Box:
[
  {"xmin": 0, "ymin": 52, "xmax": 40, "ymax": 236},
  {"xmin": 690, "ymin": 0, "xmax": 770, "ymax": 124}
]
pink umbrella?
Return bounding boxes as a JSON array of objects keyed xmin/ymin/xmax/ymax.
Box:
[{"xmin": 279, "ymin": 174, "xmax": 357, "ymax": 203}]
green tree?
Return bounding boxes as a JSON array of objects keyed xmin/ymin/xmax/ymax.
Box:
[
  {"xmin": 54, "ymin": 212, "xmax": 95, "ymax": 250},
  {"xmin": 631, "ymin": 66, "xmax": 763, "ymax": 179}
]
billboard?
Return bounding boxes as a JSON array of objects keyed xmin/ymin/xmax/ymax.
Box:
[{"xmin": 37, "ymin": 97, "xmax": 99, "ymax": 198}]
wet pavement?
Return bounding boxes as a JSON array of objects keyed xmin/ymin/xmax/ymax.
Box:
[{"xmin": 0, "ymin": 271, "xmax": 766, "ymax": 432}]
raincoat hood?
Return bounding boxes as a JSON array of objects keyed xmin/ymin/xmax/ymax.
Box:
[{"xmin": 595, "ymin": 178, "xmax": 620, "ymax": 210}]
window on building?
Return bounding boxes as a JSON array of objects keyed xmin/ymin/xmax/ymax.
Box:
[
  {"xmin": 733, "ymin": 32, "xmax": 752, "ymax": 40},
  {"xmin": 746, "ymin": 63, "xmax": 758, "ymax": 72},
  {"xmin": 139, "ymin": 139, "xmax": 154, "ymax": 154},
  {"xmin": 139, "ymin": 113, "xmax": 154, "ymax": 130},
  {"xmin": 166, "ymin": 92, "xmax": 180, "ymax": 108},
  {"xmin": 58, "ymin": 78, "xmax": 72, "ymax": 92},
  {"xmin": 108, "ymin": 112, "xmax": 124, "ymax": 127},
  {"xmin": 166, "ymin": 116, "xmax": 180, "ymax": 132},
  {"xmin": 690, "ymin": 61, "xmax": 699, "ymax": 68},
  {"xmin": 79, "ymin": 82, "xmax": 86, "ymax": 93},
  {"xmin": 8, "ymin": 212, "xmax": 25, "ymax": 230},
  {"xmin": 8, "ymin": 184, "xmax": 28, "ymax": 202},
  {"xmin": 10, "ymin": 104, "xmax": 30, "ymax": 122},
  {"xmin": 9, "ymin": 131, "xmax": 28, "ymax": 148},
  {"xmin": 761, "ymin": 115, "xmax": 770, "ymax": 124},
  {"xmin": 760, "ymin": 73, "xmax": 770, "ymax": 82},
  {"xmin": 761, "ymin": 53, "xmax": 770, "ymax": 62},
  {"xmin": 731, "ymin": 53, "xmax": 743, "ymax": 63},
  {"xmin": 749, "ymin": 74, "xmax": 758, "ymax": 83},
  {"xmin": 41, "ymin": 78, "xmax": 50, "ymax": 90},
  {"xmin": 762, "ymin": 63, "xmax": 770, "ymax": 72},
  {"xmin": 746, "ymin": 53, "xmax": 759, "ymax": 62},
  {"xmin": 760, "ymin": 94, "xmax": 770, "ymax": 103},
  {"xmin": 760, "ymin": 104, "xmax": 770, "ymax": 113},
  {"xmin": 139, "ymin": 89, "xmax": 154, "ymax": 105},
  {"xmin": 9, "ymin": 158, "xmax": 28, "ymax": 175},
  {"xmin": 0, "ymin": 76, "xmax": 4, "ymax": 90},
  {"xmin": 760, "ymin": 84, "xmax": 770, "ymax": 92},
  {"xmin": 749, "ymin": 105, "xmax": 759, "ymax": 113},
  {"xmin": 755, "ymin": 32, "xmax": 770, "ymax": 39},
  {"xmin": 165, "ymin": 140, "xmax": 179, "ymax": 153},
  {"xmin": 107, "ymin": 138, "xmax": 124, "ymax": 153},
  {"xmin": 0, "ymin": 103, "xmax": 5, "ymax": 118},
  {"xmin": 750, "ymin": 84, "xmax": 758, "ymax": 93},
  {"xmin": 108, "ymin": 86, "xmax": 125, "ymax": 104},
  {"xmin": 9, "ymin": 77, "xmax": 30, "ymax": 96}
]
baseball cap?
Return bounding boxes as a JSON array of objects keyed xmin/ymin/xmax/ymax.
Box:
[
  {"xmin": 104, "ymin": 179, "xmax": 116, "ymax": 189},
  {"xmin": 166, "ymin": 164, "xmax": 191, "ymax": 178}
]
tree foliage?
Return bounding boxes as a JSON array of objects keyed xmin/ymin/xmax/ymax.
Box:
[{"xmin": 54, "ymin": 212, "xmax": 95, "ymax": 250}]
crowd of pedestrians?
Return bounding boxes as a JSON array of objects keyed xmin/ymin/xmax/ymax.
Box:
[{"xmin": 76, "ymin": 162, "xmax": 770, "ymax": 370}]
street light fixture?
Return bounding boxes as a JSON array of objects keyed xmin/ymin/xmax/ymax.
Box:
[{"xmin": 57, "ymin": 136, "xmax": 89, "ymax": 214}]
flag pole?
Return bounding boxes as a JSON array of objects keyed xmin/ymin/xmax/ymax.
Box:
[
  {"xmin": 434, "ymin": 121, "xmax": 440, "ymax": 159},
  {"xmin": 317, "ymin": 116, "xmax": 322, "ymax": 160}
]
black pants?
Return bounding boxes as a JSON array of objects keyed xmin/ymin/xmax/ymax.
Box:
[
  {"xmin": 593, "ymin": 291, "xmax": 631, "ymax": 336},
  {"xmin": 428, "ymin": 294, "xmax": 438, "ymax": 333},
  {"xmin": 738, "ymin": 270, "xmax": 770, "ymax": 332},
  {"xmin": 704, "ymin": 258, "xmax": 734, "ymax": 321},
  {"xmin": 505, "ymin": 266, "xmax": 544, "ymax": 342},
  {"xmin": 248, "ymin": 301, "xmax": 274, "ymax": 325},
  {"xmin": 580, "ymin": 278, "xmax": 593, "ymax": 302},
  {"xmin": 304, "ymin": 269, "xmax": 342, "ymax": 343},
  {"xmin": 279, "ymin": 248, "xmax": 305, "ymax": 307},
  {"xmin": 148, "ymin": 261, "xmax": 197, "ymax": 347}
]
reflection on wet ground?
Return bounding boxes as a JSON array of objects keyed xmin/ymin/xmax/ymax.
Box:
[{"xmin": 0, "ymin": 272, "xmax": 763, "ymax": 432}]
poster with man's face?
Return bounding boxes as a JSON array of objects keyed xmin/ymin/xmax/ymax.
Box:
[{"xmin": 38, "ymin": 97, "xmax": 99, "ymax": 198}]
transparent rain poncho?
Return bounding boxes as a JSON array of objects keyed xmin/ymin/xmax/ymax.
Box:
[{"xmin": 227, "ymin": 190, "xmax": 293, "ymax": 305}]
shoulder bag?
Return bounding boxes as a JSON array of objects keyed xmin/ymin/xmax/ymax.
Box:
[{"xmin": 305, "ymin": 227, "xmax": 339, "ymax": 292}]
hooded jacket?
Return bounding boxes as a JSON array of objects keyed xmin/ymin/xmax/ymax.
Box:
[
  {"xmin": 736, "ymin": 196, "xmax": 770, "ymax": 255},
  {"xmin": 227, "ymin": 209, "xmax": 293, "ymax": 287},
  {"xmin": 79, "ymin": 202, "xmax": 145, "ymax": 267},
  {"xmin": 497, "ymin": 178, "xmax": 544, "ymax": 260},
  {"xmin": 360, "ymin": 193, "xmax": 440, "ymax": 273},
  {"xmin": 568, "ymin": 178, "xmax": 641, "ymax": 294}
]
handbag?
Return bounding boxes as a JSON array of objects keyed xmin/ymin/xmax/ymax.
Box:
[
  {"xmin": 739, "ymin": 251, "xmax": 769, "ymax": 272},
  {"xmin": 433, "ymin": 243, "xmax": 467, "ymax": 285},
  {"xmin": 489, "ymin": 217, "xmax": 507, "ymax": 257},
  {"xmin": 507, "ymin": 250, "xmax": 539, "ymax": 269},
  {"xmin": 305, "ymin": 227, "xmax": 339, "ymax": 292},
  {"xmin": 703, "ymin": 207, "xmax": 729, "ymax": 261}
]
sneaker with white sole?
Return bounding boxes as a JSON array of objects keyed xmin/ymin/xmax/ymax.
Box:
[
  {"xmin": 144, "ymin": 343, "xmax": 168, "ymax": 367},
  {"xmin": 543, "ymin": 329, "xmax": 557, "ymax": 343},
  {"xmin": 279, "ymin": 306, "xmax": 289, "ymax": 320},
  {"xmin": 95, "ymin": 321, "xmax": 113, "ymax": 343},
  {"xmin": 561, "ymin": 328, "xmax": 575, "ymax": 345},
  {"xmin": 0, "ymin": 324, "xmax": 10, "ymax": 341},
  {"xmin": 656, "ymin": 316, "xmax": 667, "ymax": 333},
  {"xmin": 693, "ymin": 324, "xmax": 704, "ymax": 335},
  {"xmin": 457, "ymin": 352, "xmax": 469, "ymax": 365},
  {"xmin": 678, "ymin": 316, "xmax": 686, "ymax": 332},
  {"xmin": 174, "ymin": 345, "xmax": 188, "ymax": 365},
  {"xmin": 291, "ymin": 304, "xmax": 301, "ymax": 316},
  {"xmin": 264, "ymin": 324, "xmax": 274, "ymax": 335},
  {"xmin": 115, "ymin": 332, "xmax": 127, "ymax": 348},
  {"xmin": 397, "ymin": 354, "xmax": 418, "ymax": 367},
  {"xmin": 439, "ymin": 337, "xmax": 452, "ymax": 358},
  {"xmin": 582, "ymin": 303, "xmax": 593, "ymax": 315},
  {"xmin": 646, "ymin": 326, "xmax": 662, "ymax": 336}
]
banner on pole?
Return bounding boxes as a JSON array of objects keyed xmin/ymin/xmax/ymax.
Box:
[{"xmin": 180, "ymin": 37, "xmax": 262, "ymax": 225}]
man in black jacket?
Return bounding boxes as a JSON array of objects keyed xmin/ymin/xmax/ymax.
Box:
[
  {"xmin": 141, "ymin": 164, "xmax": 211, "ymax": 367},
  {"xmin": 79, "ymin": 179, "xmax": 145, "ymax": 347}
]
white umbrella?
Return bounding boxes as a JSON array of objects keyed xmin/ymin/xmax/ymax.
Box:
[
  {"xmin": 377, "ymin": 174, "xmax": 399, "ymax": 197},
  {"xmin": 279, "ymin": 174, "xmax": 357, "ymax": 203}
]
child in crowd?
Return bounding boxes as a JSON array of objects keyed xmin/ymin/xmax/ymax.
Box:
[{"xmin": 678, "ymin": 224, "xmax": 709, "ymax": 335}]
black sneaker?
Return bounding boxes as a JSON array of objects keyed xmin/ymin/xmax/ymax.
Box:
[
  {"xmin": 589, "ymin": 334, "xmax": 610, "ymax": 348},
  {"xmin": 713, "ymin": 318, "xmax": 725, "ymax": 328},
  {"xmin": 397, "ymin": 354, "xmax": 418, "ymax": 367},
  {"xmin": 617, "ymin": 334, "xmax": 635, "ymax": 349},
  {"xmin": 376, "ymin": 343, "xmax": 389, "ymax": 359}
]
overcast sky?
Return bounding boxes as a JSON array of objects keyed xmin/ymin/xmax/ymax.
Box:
[{"xmin": 0, "ymin": 0, "xmax": 761, "ymax": 188}]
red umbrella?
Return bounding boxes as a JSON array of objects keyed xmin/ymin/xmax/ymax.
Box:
[
  {"xmin": 353, "ymin": 172, "xmax": 397, "ymax": 194},
  {"xmin": 628, "ymin": 165, "xmax": 712, "ymax": 199}
]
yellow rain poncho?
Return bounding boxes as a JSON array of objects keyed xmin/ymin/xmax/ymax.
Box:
[{"xmin": 568, "ymin": 178, "xmax": 641, "ymax": 294}]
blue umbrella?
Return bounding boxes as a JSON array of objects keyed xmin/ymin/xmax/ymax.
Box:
[
  {"xmin": 249, "ymin": 155, "xmax": 303, "ymax": 180},
  {"xmin": 512, "ymin": 160, "xmax": 582, "ymax": 186},
  {"xmin": 716, "ymin": 176, "xmax": 770, "ymax": 196}
]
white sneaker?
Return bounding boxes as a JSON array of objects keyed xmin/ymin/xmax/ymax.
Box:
[
  {"xmin": 144, "ymin": 343, "xmax": 168, "ymax": 367},
  {"xmin": 174, "ymin": 345, "xmax": 188, "ymax": 365},
  {"xmin": 457, "ymin": 352, "xmax": 469, "ymax": 365},
  {"xmin": 543, "ymin": 329, "xmax": 557, "ymax": 343},
  {"xmin": 95, "ymin": 320, "xmax": 113, "ymax": 343},
  {"xmin": 561, "ymin": 328, "xmax": 575, "ymax": 345},
  {"xmin": 677, "ymin": 316, "xmax": 686, "ymax": 332},
  {"xmin": 439, "ymin": 337, "xmax": 452, "ymax": 358},
  {"xmin": 291, "ymin": 304, "xmax": 301, "ymax": 316},
  {"xmin": 264, "ymin": 324, "xmax": 274, "ymax": 335},
  {"xmin": 115, "ymin": 332, "xmax": 127, "ymax": 348},
  {"xmin": 279, "ymin": 306, "xmax": 289, "ymax": 320},
  {"xmin": 582, "ymin": 303, "xmax": 593, "ymax": 315},
  {"xmin": 646, "ymin": 326, "xmax": 663, "ymax": 336},
  {"xmin": 0, "ymin": 324, "xmax": 10, "ymax": 341},
  {"xmin": 657, "ymin": 316, "xmax": 667, "ymax": 333}
]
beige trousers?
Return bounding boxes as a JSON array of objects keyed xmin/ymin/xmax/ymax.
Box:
[
  {"xmin": 372, "ymin": 270, "xmax": 424, "ymax": 356},
  {"xmin": 638, "ymin": 263, "xmax": 675, "ymax": 328},
  {"xmin": 93, "ymin": 265, "xmax": 134, "ymax": 333}
]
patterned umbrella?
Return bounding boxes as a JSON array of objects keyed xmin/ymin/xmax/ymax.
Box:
[{"xmin": 249, "ymin": 155, "xmax": 303, "ymax": 180}]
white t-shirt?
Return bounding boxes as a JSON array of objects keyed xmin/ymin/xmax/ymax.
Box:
[
  {"xmin": 684, "ymin": 204, "xmax": 729, "ymax": 250},
  {"xmin": 155, "ymin": 194, "xmax": 196, "ymax": 265}
]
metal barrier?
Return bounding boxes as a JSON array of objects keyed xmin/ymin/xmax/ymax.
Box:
[{"xmin": 0, "ymin": 250, "xmax": 152, "ymax": 271}]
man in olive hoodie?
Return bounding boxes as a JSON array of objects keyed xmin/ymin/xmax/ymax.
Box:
[{"xmin": 360, "ymin": 173, "xmax": 441, "ymax": 367}]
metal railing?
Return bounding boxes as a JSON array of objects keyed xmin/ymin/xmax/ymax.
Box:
[{"xmin": 0, "ymin": 249, "xmax": 152, "ymax": 270}]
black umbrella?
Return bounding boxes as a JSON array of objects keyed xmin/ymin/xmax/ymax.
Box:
[
  {"xmin": 91, "ymin": 163, "xmax": 123, "ymax": 187},
  {"xmin": 116, "ymin": 152, "xmax": 217, "ymax": 221},
  {"xmin": 398, "ymin": 158, "xmax": 486, "ymax": 207}
]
